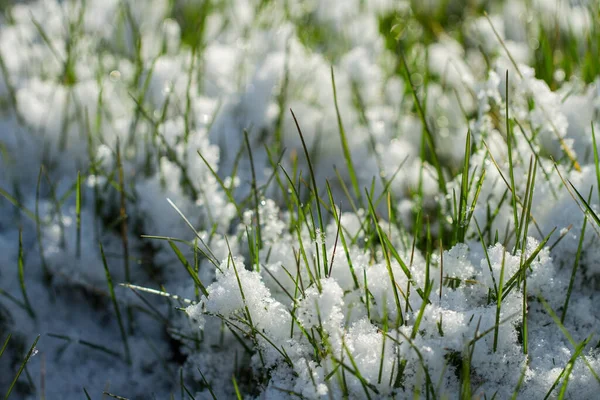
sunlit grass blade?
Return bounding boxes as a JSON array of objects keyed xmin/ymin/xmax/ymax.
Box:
[
  {"xmin": 120, "ymin": 283, "xmax": 195, "ymax": 304},
  {"xmin": 232, "ymin": 375, "xmax": 242, "ymax": 400}
]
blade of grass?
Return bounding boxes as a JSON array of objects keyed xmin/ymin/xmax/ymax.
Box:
[
  {"xmin": 4, "ymin": 335, "xmax": 40, "ymax": 400},
  {"xmin": 592, "ymin": 123, "xmax": 600, "ymax": 203},
  {"xmin": 0, "ymin": 187, "xmax": 39, "ymax": 223},
  {"xmin": 120, "ymin": 283, "xmax": 195, "ymax": 304},
  {"xmin": 457, "ymin": 130, "xmax": 471, "ymax": 243},
  {"xmin": 244, "ymin": 130, "xmax": 262, "ymax": 250},
  {"xmin": 99, "ymin": 242, "xmax": 131, "ymax": 364},
  {"xmin": 102, "ymin": 393, "xmax": 129, "ymax": 400},
  {"xmin": 0, "ymin": 334, "xmax": 10, "ymax": 359},
  {"xmin": 166, "ymin": 198, "xmax": 219, "ymax": 267},
  {"xmin": 331, "ymin": 66, "xmax": 362, "ymax": 205},
  {"xmin": 365, "ymin": 189, "xmax": 404, "ymax": 327},
  {"xmin": 290, "ymin": 108, "xmax": 328, "ymax": 276},
  {"xmin": 115, "ymin": 139, "xmax": 132, "ymax": 332},
  {"xmin": 505, "ymin": 72, "xmax": 520, "ymax": 252},
  {"xmin": 197, "ymin": 368, "xmax": 217, "ymax": 400},
  {"xmin": 397, "ymin": 45, "xmax": 446, "ymax": 195},
  {"xmin": 35, "ymin": 165, "xmax": 50, "ymax": 279},
  {"xmin": 569, "ymin": 181, "xmax": 600, "ymax": 232},
  {"xmin": 232, "ymin": 375, "xmax": 242, "ymax": 400},
  {"xmin": 561, "ymin": 188, "xmax": 591, "ymax": 323},
  {"xmin": 18, "ymin": 229, "xmax": 36, "ymax": 319},
  {"xmin": 493, "ymin": 250, "xmax": 507, "ymax": 352},
  {"xmin": 168, "ymin": 240, "xmax": 209, "ymax": 297},
  {"xmin": 76, "ymin": 171, "xmax": 82, "ymax": 259},
  {"xmin": 46, "ymin": 333, "xmax": 121, "ymax": 359}
]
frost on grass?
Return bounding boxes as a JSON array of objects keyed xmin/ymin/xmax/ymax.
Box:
[{"xmin": 1, "ymin": 0, "xmax": 600, "ymax": 398}]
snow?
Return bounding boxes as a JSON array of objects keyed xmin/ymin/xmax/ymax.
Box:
[{"xmin": 1, "ymin": 0, "xmax": 600, "ymax": 398}]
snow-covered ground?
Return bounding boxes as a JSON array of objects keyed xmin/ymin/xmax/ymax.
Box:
[{"xmin": 1, "ymin": 0, "xmax": 600, "ymax": 398}]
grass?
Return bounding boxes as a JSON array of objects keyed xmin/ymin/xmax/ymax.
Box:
[
  {"xmin": 4, "ymin": 335, "xmax": 40, "ymax": 400},
  {"xmin": 0, "ymin": 0, "xmax": 600, "ymax": 398}
]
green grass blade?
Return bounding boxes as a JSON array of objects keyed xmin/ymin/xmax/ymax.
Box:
[
  {"xmin": 18, "ymin": 229, "xmax": 36, "ymax": 319},
  {"xmin": 47, "ymin": 333, "xmax": 121, "ymax": 359},
  {"xmin": 561, "ymin": 189, "xmax": 590, "ymax": 323},
  {"xmin": 457, "ymin": 130, "xmax": 471, "ymax": 243},
  {"xmin": 76, "ymin": 171, "xmax": 82, "ymax": 259},
  {"xmin": 4, "ymin": 335, "xmax": 40, "ymax": 400},
  {"xmin": 0, "ymin": 334, "xmax": 10, "ymax": 359},
  {"xmin": 290, "ymin": 108, "xmax": 328, "ymax": 276},
  {"xmin": 168, "ymin": 240, "xmax": 209, "ymax": 297},
  {"xmin": 569, "ymin": 181, "xmax": 600, "ymax": 231},
  {"xmin": 0, "ymin": 187, "xmax": 39, "ymax": 223},
  {"xmin": 365, "ymin": 189, "xmax": 404, "ymax": 327},
  {"xmin": 331, "ymin": 66, "xmax": 362, "ymax": 205},
  {"xmin": 197, "ymin": 368, "xmax": 217, "ymax": 400},
  {"xmin": 592, "ymin": 123, "xmax": 600, "ymax": 203},
  {"xmin": 493, "ymin": 250, "xmax": 506, "ymax": 352},
  {"xmin": 232, "ymin": 375, "xmax": 242, "ymax": 400},
  {"xmin": 398, "ymin": 45, "xmax": 446, "ymax": 195},
  {"xmin": 35, "ymin": 165, "xmax": 50, "ymax": 278},
  {"xmin": 244, "ymin": 130, "xmax": 263, "ymax": 250},
  {"xmin": 99, "ymin": 242, "xmax": 131, "ymax": 364},
  {"xmin": 102, "ymin": 392, "xmax": 129, "ymax": 400}
]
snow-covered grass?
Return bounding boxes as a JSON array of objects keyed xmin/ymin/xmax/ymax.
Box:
[{"xmin": 1, "ymin": 0, "xmax": 600, "ymax": 398}]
